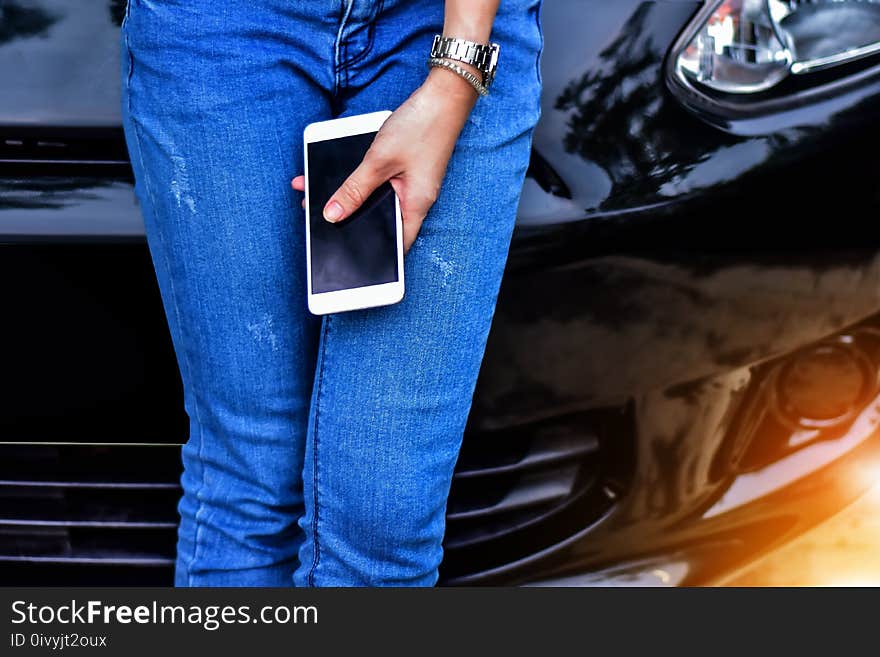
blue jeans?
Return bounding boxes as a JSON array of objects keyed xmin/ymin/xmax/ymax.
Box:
[{"xmin": 120, "ymin": 0, "xmax": 543, "ymax": 586}]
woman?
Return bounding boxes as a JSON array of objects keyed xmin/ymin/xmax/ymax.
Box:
[{"xmin": 120, "ymin": 0, "xmax": 543, "ymax": 587}]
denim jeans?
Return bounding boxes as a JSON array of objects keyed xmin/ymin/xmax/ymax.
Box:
[{"xmin": 120, "ymin": 0, "xmax": 543, "ymax": 586}]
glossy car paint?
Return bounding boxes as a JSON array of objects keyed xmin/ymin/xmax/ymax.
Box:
[{"xmin": 2, "ymin": 0, "xmax": 880, "ymax": 585}]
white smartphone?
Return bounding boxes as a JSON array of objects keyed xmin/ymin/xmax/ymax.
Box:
[{"xmin": 303, "ymin": 110, "xmax": 404, "ymax": 315}]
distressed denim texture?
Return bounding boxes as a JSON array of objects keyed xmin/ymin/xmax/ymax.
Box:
[{"xmin": 120, "ymin": 0, "xmax": 543, "ymax": 586}]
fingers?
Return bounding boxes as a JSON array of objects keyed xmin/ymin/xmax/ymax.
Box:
[
  {"xmin": 393, "ymin": 179, "xmax": 438, "ymax": 254},
  {"xmin": 291, "ymin": 176, "xmax": 306, "ymax": 208},
  {"xmin": 292, "ymin": 170, "xmax": 438, "ymax": 250},
  {"xmin": 402, "ymin": 219, "xmax": 421, "ymax": 254},
  {"xmin": 324, "ymin": 151, "xmax": 390, "ymax": 223}
]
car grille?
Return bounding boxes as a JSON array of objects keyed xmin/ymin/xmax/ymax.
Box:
[
  {"xmin": 1, "ymin": 408, "xmax": 633, "ymax": 585},
  {"xmin": 439, "ymin": 408, "xmax": 634, "ymax": 584},
  {"xmin": 0, "ymin": 443, "xmax": 179, "ymax": 585}
]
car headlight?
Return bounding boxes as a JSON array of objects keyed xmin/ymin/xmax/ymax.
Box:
[{"xmin": 675, "ymin": 0, "xmax": 880, "ymax": 94}]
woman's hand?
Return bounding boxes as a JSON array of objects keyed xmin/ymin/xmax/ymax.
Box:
[{"xmin": 291, "ymin": 66, "xmax": 480, "ymax": 253}]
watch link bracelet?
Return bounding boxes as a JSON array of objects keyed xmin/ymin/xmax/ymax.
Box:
[{"xmin": 428, "ymin": 35, "xmax": 500, "ymax": 96}]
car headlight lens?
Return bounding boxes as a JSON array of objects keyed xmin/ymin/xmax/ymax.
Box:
[
  {"xmin": 676, "ymin": 0, "xmax": 880, "ymax": 94},
  {"xmin": 777, "ymin": 0, "xmax": 880, "ymax": 74},
  {"xmin": 676, "ymin": 0, "xmax": 792, "ymax": 94}
]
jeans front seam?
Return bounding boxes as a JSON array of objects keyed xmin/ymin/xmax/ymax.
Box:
[
  {"xmin": 336, "ymin": 0, "xmax": 383, "ymax": 74},
  {"xmin": 333, "ymin": 0, "xmax": 356, "ymax": 96},
  {"xmin": 123, "ymin": 24, "xmax": 208, "ymax": 588},
  {"xmin": 306, "ymin": 315, "xmax": 331, "ymax": 586}
]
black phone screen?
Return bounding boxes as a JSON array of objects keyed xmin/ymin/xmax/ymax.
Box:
[{"xmin": 307, "ymin": 131, "xmax": 399, "ymax": 295}]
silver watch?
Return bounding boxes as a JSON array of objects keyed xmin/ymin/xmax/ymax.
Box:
[{"xmin": 430, "ymin": 35, "xmax": 500, "ymax": 89}]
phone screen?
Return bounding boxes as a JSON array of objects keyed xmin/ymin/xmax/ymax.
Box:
[{"xmin": 307, "ymin": 131, "xmax": 399, "ymax": 295}]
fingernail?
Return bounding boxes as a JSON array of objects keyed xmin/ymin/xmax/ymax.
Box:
[{"xmin": 323, "ymin": 201, "xmax": 343, "ymax": 223}]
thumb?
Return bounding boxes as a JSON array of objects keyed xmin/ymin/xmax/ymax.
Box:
[{"xmin": 324, "ymin": 153, "xmax": 387, "ymax": 224}]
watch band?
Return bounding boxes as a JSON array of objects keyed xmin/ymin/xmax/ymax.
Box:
[{"xmin": 430, "ymin": 35, "xmax": 500, "ymax": 88}]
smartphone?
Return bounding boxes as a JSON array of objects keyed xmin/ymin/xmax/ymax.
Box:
[{"xmin": 303, "ymin": 111, "xmax": 404, "ymax": 315}]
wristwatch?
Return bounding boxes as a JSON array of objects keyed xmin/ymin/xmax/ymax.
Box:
[{"xmin": 430, "ymin": 35, "xmax": 501, "ymax": 89}]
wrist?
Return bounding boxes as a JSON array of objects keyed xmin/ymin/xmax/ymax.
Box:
[
  {"xmin": 425, "ymin": 65, "xmax": 482, "ymax": 104},
  {"xmin": 442, "ymin": 12, "xmax": 492, "ymax": 44}
]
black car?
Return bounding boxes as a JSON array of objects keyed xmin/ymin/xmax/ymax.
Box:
[{"xmin": 3, "ymin": 0, "xmax": 880, "ymax": 586}]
